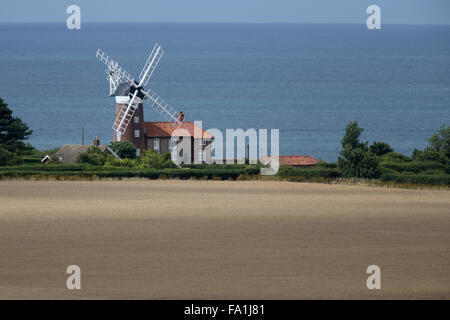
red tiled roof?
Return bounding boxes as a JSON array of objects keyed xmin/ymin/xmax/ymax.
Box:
[
  {"xmin": 263, "ymin": 155, "xmax": 319, "ymax": 166},
  {"xmin": 144, "ymin": 122, "xmax": 213, "ymax": 139}
]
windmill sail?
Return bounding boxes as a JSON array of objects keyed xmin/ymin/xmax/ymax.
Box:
[
  {"xmin": 107, "ymin": 68, "xmax": 122, "ymax": 96},
  {"xmin": 96, "ymin": 49, "xmax": 135, "ymax": 84},
  {"xmin": 142, "ymin": 88, "xmax": 182, "ymax": 127},
  {"xmin": 113, "ymin": 90, "xmax": 140, "ymax": 135},
  {"xmin": 139, "ymin": 43, "xmax": 164, "ymax": 87},
  {"xmin": 96, "ymin": 44, "xmax": 183, "ymax": 135}
]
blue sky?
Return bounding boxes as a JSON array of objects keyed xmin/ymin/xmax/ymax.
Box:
[{"xmin": 0, "ymin": 0, "xmax": 449, "ymax": 24}]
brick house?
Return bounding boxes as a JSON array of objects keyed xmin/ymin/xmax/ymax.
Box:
[
  {"xmin": 145, "ymin": 121, "xmax": 213, "ymax": 164},
  {"xmin": 112, "ymin": 83, "xmax": 213, "ymax": 163}
]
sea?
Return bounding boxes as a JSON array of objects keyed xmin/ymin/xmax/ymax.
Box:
[{"xmin": 0, "ymin": 23, "xmax": 449, "ymax": 162}]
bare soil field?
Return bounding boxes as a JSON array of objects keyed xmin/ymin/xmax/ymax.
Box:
[{"xmin": 0, "ymin": 180, "xmax": 449, "ymax": 299}]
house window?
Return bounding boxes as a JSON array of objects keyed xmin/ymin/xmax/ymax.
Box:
[
  {"xmin": 136, "ymin": 148, "xmax": 141, "ymax": 157},
  {"xmin": 154, "ymin": 138, "xmax": 160, "ymax": 153},
  {"xmin": 134, "ymin": 130, "xmax": 140, "ymax": 138},
  {"xmin": 201, "ymin": 139, "xmax": 207, "ymax": 146},
  {"xmin": 134, "ymin": 116, "xmax": 140, "ymax": 124}
]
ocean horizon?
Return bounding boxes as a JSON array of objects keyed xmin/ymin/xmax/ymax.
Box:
[{"xmin": 0, "ymin": 22, "xmax": 449, "ymax": 161}]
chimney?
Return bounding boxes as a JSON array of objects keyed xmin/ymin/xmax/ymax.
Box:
[
  {"xmin": 177, "ymin": 110, "xmax": 184, "ymax": 123},
  {"xmin": 93, "ymin": 136, "xmax": 100, "ymax": 146}
]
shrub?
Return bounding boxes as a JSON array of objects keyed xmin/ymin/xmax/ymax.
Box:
[
  {"xmin": 243, "ymin": 165, "xmax": 260, "ymax": 175},
  {"xmin": 338, "ymin": 147, "xmax": 381, "ymax": 179},
  {"xmin": 380, "ymin": 167, "xmax": 399, "ymax": 176},
  {"xmin": 77, "ymin": 147, "xmax": 111, "ymax": 166},
  {"xmin": 105, "ymin": 157, "xmax": 137, "ymax": 168},
  {"xmin": 380, "ymin": 152, "xmax": 411, "ymax": 163},
  {"xmin": 370, "ymin": 142, "xmax": 393, "ymax": 156},
  {"xmin": 421, "ymin": 169, "xmax": 446, "ymax": 175},
  {"xmin": 316, "ymin": 161, "xmax": 338, "ymax": 168},
  {"xmin": 108, "ymin": 141, "xmax": 137, "ymax": 159},
  {"xmin": 137, "ymin": 150, "xmax": 177, "ymax": 169}
]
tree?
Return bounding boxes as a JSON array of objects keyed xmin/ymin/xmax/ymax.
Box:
[
  {"xmin": 341, "ymin": 121, "xmax": 367, "ymax": 150},
  {"xmin": 427, "ymin": 125, "xmax": 449, "ymax": 163},
  {"xmin": 108, "ymin": 141, "xmax": 137, "ymax": 159},
  {"xmin": 0, "ymin": 146, "xmax": 21, "ymax": 166},
  {"xmin": 428, "ymin": 125, "xmax": 449, "ymax": 152},
  {"xmin": 337, "ymin": 121, "xmax": 380, "ymax": 179},
  {"xmin": 77, "ymin": 147, "xmax": 111, "ymax": 165},
  {"xmin": 412, "ymin": 148, "xmax": 440, "ymax": 163},
  {"xmin": 412, "ymin": 125, "xmax": 449, "ymax": 164},
  {"xmin": 369, "ymin": 141, "xmax": 393, "ymax": 156},
  {"xmin": 0, "ymin": 97, "xmax": 33, "ymax": 155},
  {"xmin": 338, "ymin": 147, "xmax": 380, "ymax": 179}
]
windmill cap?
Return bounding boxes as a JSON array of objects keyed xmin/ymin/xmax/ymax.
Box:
[
  {"xmin": 112, "ymin": 83, "xmax": 132, "ymax": 97},
  {"xmin": 112, "ymin": 82, "xmax": 145, "ymax": 99}
]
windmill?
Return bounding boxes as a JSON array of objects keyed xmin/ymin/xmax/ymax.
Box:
[{"xmin": 96, "ymin": 43, "xmax": 183, "ymax": 141}]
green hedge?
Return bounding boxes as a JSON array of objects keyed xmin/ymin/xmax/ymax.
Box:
[
  {"xmin": 380, "ymin": 161, "xmax": 446, "ymax": 174},
  {"xmin": 21, "ymin": 157, "xmax": 42, "ymax": 164},
  {"xmin": 0, "ymin": 164, "xmax": 134, "ymax": 172},
  {"xmin": 0, "ymin": 164, "xmax": 85, "ymax": 172},
  {"xmin": 94, "ymin": 168, "xmax": 244, "ymax": 180},
  {"xmin": 316, "ymin": 162, "xmax": 338, "ymax": 169},
  {"xmin": 0, "ymin": 168, "xmax": 245, "ymax": 180},
  {"xmin": 181, "ymin": 163, "xmax": 261, "ymax": 170},
  {"xmin": 379, "ymin": 152, "xmax": 412, "ymax": 162},
  {"xmin": 380, "ymin": 172, "xmax": 450, "ymax": 185},
  {"xmin": 1, "ymin": 162, "xmax": 448, "ymax": 186},
  {"xmin": 181, "ymin": 164, "xmax": 261, "ymax": 175},
  {"xmin": 277, "ymin": 167, "xmax": 343, "ymax": 178}
]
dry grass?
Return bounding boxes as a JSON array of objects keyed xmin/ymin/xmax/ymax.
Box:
[{"xmin": 0, "ymin": 180, "xmax": 449, "ymax": 299}]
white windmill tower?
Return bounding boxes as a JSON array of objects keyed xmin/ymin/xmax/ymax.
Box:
[{"xmin": 96, "ymin": 43, "xmax": 183, "ymax": 151}]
